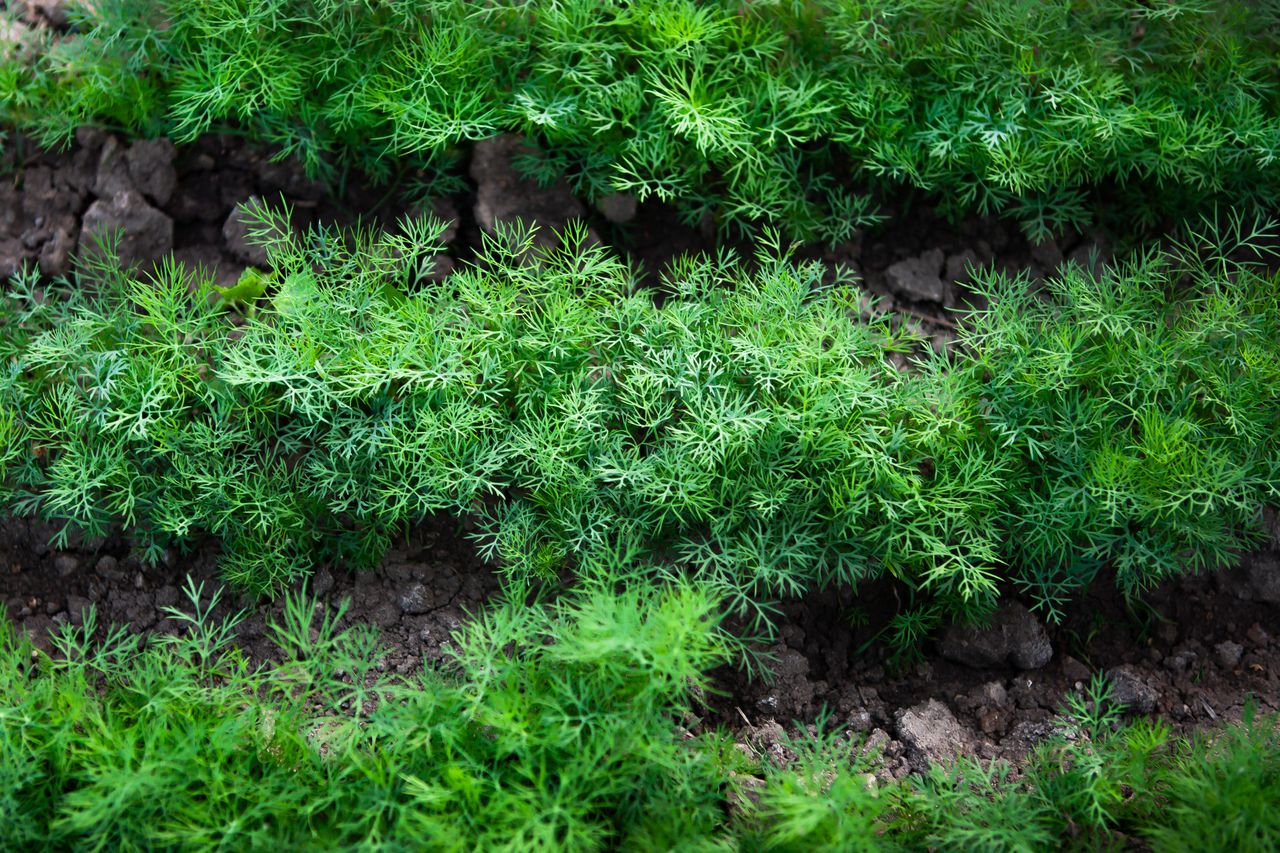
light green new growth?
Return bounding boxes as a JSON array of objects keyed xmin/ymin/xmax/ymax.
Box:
[{"xmin": 1, "ymin": 211, "xmax": 1275, "ymax": 628}]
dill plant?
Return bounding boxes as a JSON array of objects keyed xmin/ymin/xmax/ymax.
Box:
[
  {"xmin": 2, "ymin": 0, "xmax": 1278, "ymax": 237},
  {"xmin": 0, "ymin": 574, "xmax": 744, "ymax": 849},
  {"xmin": 903, "ymin": 677, "xmax": 1280, "ymax": 851},
  {"xmin": 1, "ymin": 212, "xmax": 1275, "ymax": 628},
  {"xmin": 4, "ymin": 581, "xmax": 1279, "ymax": 850}
]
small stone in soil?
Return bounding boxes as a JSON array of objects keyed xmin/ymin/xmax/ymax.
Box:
[
  {"xmin": 1029, "ymin": 238, "xmax": 1063, "ymax": 270},
  {"xmin": 846, "ymin": 707, "xmax": 873, "ymax": 732},
  {"xmin": 470, "ymin": 134, "xmax": 588, "ymax": 250},
  {"xmin": 939, "ymin": 601, "xmax": 1053, "ymax": 670},
  {"xmin": 883, "ymin": 248, "xmax": 946, "ymax": 303},
  {"xmin": 23, "ymin": 0, "xmax": 69, "ymax": 27},
  {"xmin": 398, "ymin": 583, "xmax": 433, "ymax": 615},
  {"xmin": 223, "ymin": 198, "xmax": 276, "ymax": 267},
  {"xmin": 1107, "ymin": 664, "xmax": 1158, "ymax": 714},
  {"xmin": 155, "ymin": 584, "xmax": 180, "ymax": 610},
  {"xmin": 1214, "ymin": 641, "xmax": 1244, "ymax": 670},
  {"xmin": 93, "ymin": 137, "xmax": 135, "ymax": 199},
  {"xmin": 1059, "ymin": 655, "xmax": 1091, "ymax": 684},
  {"xmin": 370, "ymin": 600, "xmax": 402, "ymax": 628},
  {"xmin": 977, "ymin": 680, "xmax": 1008, "ymax": 707},
  {"xmin": 66, "ymin": 595, "xmax": 92, "ymax": 625},
  {"xmin": 1245, "ymin": 552, "xmax": 1280, "ymax": 603},
  {"xmin": 895, "ymin": 698, "xmax": 977, "ymax": 770},
  {"xmin": 311, "ymin": 567, "xmax": 335, "ymax": 598},
  {"xmin": 596, "ymin": 192, "xmax": 638, "ymax": 224},
  {"xmin": 125, "ymin": 138, "xmax": 178, "ymax": 207},
  {"xmin": 944, "ymin": 249, "xmax": 981, "ymax": 285},
  {"xmin": 80, "ymin": 190, "xmax": 174, "ymax": 268}
]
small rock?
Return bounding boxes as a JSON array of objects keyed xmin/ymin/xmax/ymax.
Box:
[
  {"xmin": 80, "ymin": 190, "xmax": 174, "ymax": 268},
  {"xmin": 753, "ymin": 647, "xmax": 815, "ymax": 719},
  {"xmin": 37, "ymin": 215, "xmax": 77, "ymax": 276},
  {"xmin": 939, "ymin": 601, "xmax": 1053, "ymax": 670},
  {"xmin": 398, "ymin": 583, "xmax": 432, "ymax": 615},
  {"xmin": 93, "ymin": 137, "xmax": 136, "ymax": 199},
  {"xmin": 54, "ymin": 554, "xmax": 78, "ymax": 577},
  {"xmin": 883, "ymin": 248, "xmax": 946, "ymax": 302},
  {"xmin": 75, "ymin": 126, "xmax": 108, "ymax": 151},
  {"xmin": 894, "ymin": 699, "xmax": 976, "ymax": 770},
  {"xmin": 428, "ymin": 254, "xmax": 455, "ymax": 281},
  {"xmin": 311, "ymin": 567, "xmax": 335, "ymax": 598},
  {"xmin": 0, "ymin": 237, "xmax": 24, "ymax": 278},
  {"xmin": 846, "ymin": 707, "xmax": 873, "ymax": 732},
  {"xmin": 596, "ymin": 192, "xmax": 638, "ymax": 224},
  {"xmin": 726, "ymin": 772, "xmax": 767, "ymax": 816},
  {"xmin": 976, "ymin": 707, "xmax": 1002, "ymax": 735},
  {"xmin": 1059, "ymin": 655, "xmax": 1091, "ymax": 684},
  {"xmin": 470, "ymin": 134, "xmax": 587, "ymax": 249},
  {"xmin": 861, "ymin": 727, "xmax": 892, "ymax": 760},
  {"xmin": 155, "ymin": 584, "xmax": 180, "ymax": 610},
  {"xmin": 222, "ymin": 198, "xmax": 276, "ymax": 267},
  {"xmin": 66, "ymin": 595, "xmax": 92, "ymax": 626},
  {"xmin": 125, "ymin": 138, "xmax": 178, "ymax": 207},
  {"xmin": 1029, "ymin": 238, "xmax": 1063, "ymax": 270},
  {"xmin": 381, "ymin": 557, "xmax": 415, "ymax": 583},
  {"xmin": 23, "ymin": 0, "xmax": 69, "ymax": 28},
  {"xmin": 426, "ymin": 196, "xmax": 460, "ymax": 246},
  {"xmin": 1, "ymin": 18, "xmax": 33, "ymax": 59},
  {"xmin": 370, "ymin": 600, "xmax": 402, "ymax": 628},
  {"xmin": 977, "ymin": 680, "xmax": 1008, "ymax": 707},
  {"xmin": 1107, "ymin": 664, "xmax": 1158, "ymax": 714},
  {"xmin": 22, "ymin": 614, "xmax": 55, "ymax": 653},
  {"xmin": 1245, "ymin": 553, "xmax": 1280, "ymax": 603},
  {"xmin": 237, "ymin": 612, "xmax": 266, "ymax": 641},
  {"xmin": 744, "ymin": 720, "xmax": 795, "ymax": 766},
  {"xmin": 1214, "ymin": 641, "xmax": 1244, "ymax": 670},
  {"xmin": 1067, "ymin": 239, "xmax": 1109, "ymax": 278},
  {"xmin": 943, "ymin": 249, "xmax": 981, "ymax": 285}
]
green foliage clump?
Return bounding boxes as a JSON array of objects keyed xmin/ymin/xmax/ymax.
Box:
[
  {"xmin": 3, "ymin": 0, "xmax": 1279, "ymax": 238},
  {"xmin": 1, "ymin": 215, "xmax": 1276, "ymax": 624},
  {"xmin": 904, "ymin": 676, "xmax": 1280, "ymax": 852},
  {"xmin": 0, "ymin": 575, "xmax": 745, "ymax": 850},
  {"xmin": 4, "ymin": 587, "xmax": 1279, "ymax": 851},
  {"xmin": 960, "ymin": 217, "xmax": 1280, "ymax": 616}
]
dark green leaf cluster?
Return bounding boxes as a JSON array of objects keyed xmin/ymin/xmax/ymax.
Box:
[
  {"xmin": 1, "ymin": 214, "xmax": 1275, "ymax": 624},
  {"xmin": 4, "ymin": 588, "xmax": 1279, "ymax": 851},
  {"xmin": 3, "ymin": 0, "xmax": 1279, "ymax": 238}
]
